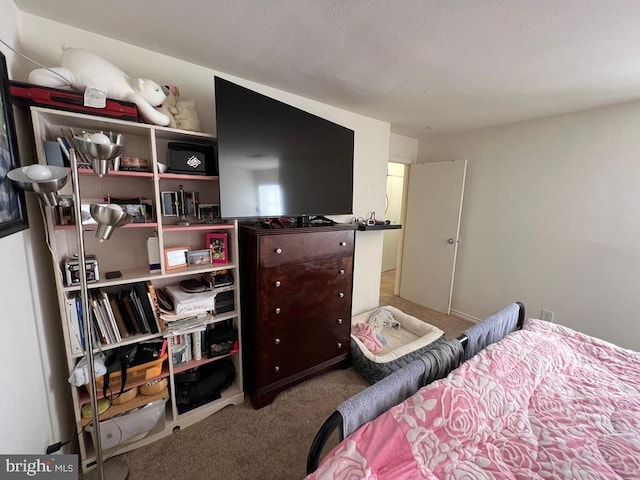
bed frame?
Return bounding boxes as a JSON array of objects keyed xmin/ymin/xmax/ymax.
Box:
[{"xmin": 306, "ymin": 301, "xmax": 525, "ymax": 474}]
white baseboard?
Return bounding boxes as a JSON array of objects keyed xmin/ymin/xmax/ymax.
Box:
[{"xmin": 450, "ymin": 309, "xmax": 481, "ymax": 324}]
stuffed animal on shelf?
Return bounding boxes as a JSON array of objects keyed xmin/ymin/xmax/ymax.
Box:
[
  {"xmin": 29, "ymin": 46, "xmax": 171, "ymax": 126},
  {"xmin": 154, "ymin": 84, "xmax": 201, "ymax": 131},
  {"xmin": 174, "ymin": 100, "xmax": 202, "ymax": 132},
  {"xmin": 155, "ymin": 84, "xmax": 180, "ymax": 129}
]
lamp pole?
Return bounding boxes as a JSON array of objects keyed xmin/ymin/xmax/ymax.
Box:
[
  {"xmin": 69, "ymin": 149, "xmax": 128, "ymax": 480},
  {"xmin": 69, "ymin": 148, "xmax": 105, "ymax": 480}
]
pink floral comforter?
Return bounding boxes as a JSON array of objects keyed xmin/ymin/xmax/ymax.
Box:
[{"xmin": 307, "ymin": 319, "xmax": 640, "ymax": 479}]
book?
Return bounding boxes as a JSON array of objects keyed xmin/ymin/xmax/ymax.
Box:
[
  {"xmin": 146, "ymin": 282, "xmax": 164, "ymax": 332},
  {"xmin": 74, "ymin": 295, "xmax": 86, "ymax": 350},
  {"xmin": 191, "ymin": 331, "xmax": 202, "ymax": 360},
  {"xmin": 120, "ymin": 291, "xmax": 143, "ymax": 334},
  {"xmin": 129, "ymin": 288, "xmax": 151, "ymax": 334},
  {"xmin": 133, "ymin": 282, "xmax": 157, "ymax": 333},
  {"xmin": 89, "ymin": 293, "xmax": 109, "ymax": 344},
  {"xmin": 117, "ymin": 290, "xmax": 139, "ymax": 334},
  {"xmin": 65, "ymin": 297, "xmax": 83, "ymax": 354},
  {"xmin": 109, "ymin": 294, "xmax": 130, "ymax": 338},
  {"xmin": 100, "ymin": 289, "xmax": 122, "ymax": 343}
]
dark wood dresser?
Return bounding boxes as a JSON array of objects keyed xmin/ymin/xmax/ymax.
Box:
[{"xmin": 239, "ymin": 224, "xmax": 356, "ymax": 408}]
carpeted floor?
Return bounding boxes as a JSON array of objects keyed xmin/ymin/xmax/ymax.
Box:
[{"xmin": 118, "ymin": 270, "xmax": 472, "ymax": 479}]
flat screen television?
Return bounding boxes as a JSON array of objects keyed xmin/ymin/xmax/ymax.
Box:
[{"xmin": 215, "ymin": 77, "xmax": 354, "ymax": 221}]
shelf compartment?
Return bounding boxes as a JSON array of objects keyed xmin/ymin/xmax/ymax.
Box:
[
  {"xmin": 172, "ymin": 347, "xmax": 239, "ymax": 375},
  {"xmin": 78, "ymin": 362, "xmax": 170, "ymax": 406},
  {"xmin": 160, "ymin": 262, "xmax": 237, "ymax": 278},
  {"xmin": 70, "ymin": 331, "xmax": 164, "ymax": 358},
  {"xmin": 80, "ymin": 387, "xmax": 169, "ymax": 427},
  {"xmin": 55, "ymin": 222, "xmax": 158, "ymax": 231},
  {"xmin": 176, "ymin": 380, "xmax": 242, "ymax": 417},
  {"xmin": 78, "ymin": 168, "xmax": 154, "ymax": 179},
  {"xmin": 163, "ymin": 311, "xmax": 239, "ymax": 336},
  {"xmin": 62, "ymin": 267, "xmax": 163, "ymax": 293},
  {"xmin": 162, "ymin": 223, "xmax": 233, "ymax": 232},
  {"xmin": 158, "ymin": 173, "xmax": 218, "ymax": 181}
]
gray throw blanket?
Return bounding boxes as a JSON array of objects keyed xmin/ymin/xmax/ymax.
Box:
[
  {"xmin": 463, "ymin": 302, "xmax": 520, "ymax": 361},
  {"xmin": 338, "ymin": 338, "xmax": 464, "ymax": 437}
]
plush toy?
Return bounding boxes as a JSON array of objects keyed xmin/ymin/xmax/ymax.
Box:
[
  {"xmin": 153, "ymin": 85, "xmax": 201, "ymax": 131},
  {"xmin": 174, "ymin": 100, "xmax": 202, "ymax": 132},
  {"xmin": 29, "ymin": 46, "xmax": 170, "ymax": 126},
  {"xmin": 155, "ymin": 84, "xmax": 180, "ymax": 129}
]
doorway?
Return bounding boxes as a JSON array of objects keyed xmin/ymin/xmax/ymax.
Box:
[{"xmin": 381, "ymin": 162, "xmax": 405, "ymax": 275}]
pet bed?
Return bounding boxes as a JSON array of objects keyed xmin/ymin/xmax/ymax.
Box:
[{"xmin": 350, "ymin": 305, "xmax": 445, "ymax": 384}]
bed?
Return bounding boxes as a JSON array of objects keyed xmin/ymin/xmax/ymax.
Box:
[{"xmin": 306, "ymin": 302, "xmax": 640, "ymax": 479}]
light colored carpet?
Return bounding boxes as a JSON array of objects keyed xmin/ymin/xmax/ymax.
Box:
[{"xmin": 117, "ymin": 269, "xmax": 472, "ymax": 479}]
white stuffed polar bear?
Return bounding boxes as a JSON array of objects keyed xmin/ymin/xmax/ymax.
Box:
[{"xmin": 29, "ymin": 46, "xmax": 170, "ymax": 126}]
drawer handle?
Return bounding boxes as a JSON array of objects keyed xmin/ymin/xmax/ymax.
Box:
[
  {"xmin": 274, "ymin": 338, "xmax": 281, "ymax": 345},
  {"xmin": 337, "ymin": 342, "xmax": 342, "ymax": 349},
  {"xmin": 274, "ymin": 280, "xmax": 281, "ymax": 287},
  {"xmin": 339, "ymin": 241, "xmax": 347, "ymax": 247},
  {"xmin": 337, "ymin": 318, "xmax": 343, "ymax": 325},
  {"xmin": 275, "ymin": 307, "xmax": 281, "ymax": 314},
  {"xmin": 275, "ymin": 248, "xmax": 282, "ymax": 254},
  {"xmin": 274, "ymin": 366, "xmax": 280, "ymax": 372},
  {"xmin": 338, "ymin": 292, "xmax": 345, "ymax": 298},
  {"xmin": 339, "ymin": 269, "xmax": 345, "ymax": 275}
]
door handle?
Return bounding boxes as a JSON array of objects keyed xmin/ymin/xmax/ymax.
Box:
[{"xmin": 447, "ymin": 238, "xmax": 455, "ymax": 244}]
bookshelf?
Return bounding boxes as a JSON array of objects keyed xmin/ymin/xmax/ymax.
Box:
[{"xmin": 28, "ymin": 107, "xmax": 244, "ymax": 473}]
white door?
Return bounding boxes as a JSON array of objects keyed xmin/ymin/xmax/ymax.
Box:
[{"xmin": 399, "ymin": 160, "xmax": 467, "ymax": 314}]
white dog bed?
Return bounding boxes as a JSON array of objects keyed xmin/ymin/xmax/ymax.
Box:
[{"xmin": 350, "ymin": 305, "xmax": 445, "ymax": 384}]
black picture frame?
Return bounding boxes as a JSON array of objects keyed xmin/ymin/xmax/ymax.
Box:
[{"xmin": 0, "ymin": 50, "xmax": 28, "ymax": 238}]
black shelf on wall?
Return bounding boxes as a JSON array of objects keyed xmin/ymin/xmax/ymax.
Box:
[{"xmin": 357, "ymin": 223, "xmax": 402, "ymax": 231}]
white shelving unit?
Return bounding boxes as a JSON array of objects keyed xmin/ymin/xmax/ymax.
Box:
[{"xmin": 28, "ymin": 107, "xmax": 243, "ymax": 472}]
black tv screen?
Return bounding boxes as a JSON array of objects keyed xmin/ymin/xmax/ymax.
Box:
[{"xmin": 215, "ymin": 77, "xmax": 354, "ymax": 219}]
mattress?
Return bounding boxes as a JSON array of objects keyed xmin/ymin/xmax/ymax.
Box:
[{"xmin": 350, "ymin": 306, "xmax": 445, "ymax": 384}]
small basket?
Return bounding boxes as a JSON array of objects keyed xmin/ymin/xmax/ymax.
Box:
[
  {"xmin": 140, "ymin": 377, "xmax": 168, "ymax": 396},
  {"xmin": 95, "ymin": 353, "xmax": 167, "ymax": 392},
  {"xmin": 111, "ymin": 386, "xmax": 138, "ymax": 405}
]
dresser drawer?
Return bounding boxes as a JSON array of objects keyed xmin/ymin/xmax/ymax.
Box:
[
  {"xmin": 259, "ymin": 303, "xmax": 350, "ymax": 336},
  {"xmin": 259, "ymin": 230, "xmax": 354, "ymax": 267},
  {"xmin": 262, "ymin": 285, "xmax": 352, "ymax": 330},
  {"xmin": 255, "ymin": 320, "xmax": 351, "ymax": 387},
  {"xmin": 259, "ymin": 256, "xmax": 352, "ymax": 300}
]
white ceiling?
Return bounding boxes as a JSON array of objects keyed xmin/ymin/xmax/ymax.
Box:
[{"xmin": 13, "ymin": 0, "xmax": 640, "ymax": 136}]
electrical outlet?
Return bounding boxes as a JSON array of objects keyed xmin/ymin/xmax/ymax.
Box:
[{"xmin": 541, "ymin": 309, "xmax": 554, "ymax": 323}]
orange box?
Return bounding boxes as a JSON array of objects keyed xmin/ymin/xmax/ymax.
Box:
[{"xmin": 94, "ymin": 353, "xmax": 167, "ymax": 391}]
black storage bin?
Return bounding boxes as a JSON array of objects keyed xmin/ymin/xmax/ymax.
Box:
[
  {"xmin": 175, "ymin": 359, "xmax": 235, "ymax": 413},
  {"xmin": 215, "ymin": 290, "xmax": 235, "ymax": 314},
  {"xmin": 167, "ymin": 142, "xmax": 218, "ymax": 175}
]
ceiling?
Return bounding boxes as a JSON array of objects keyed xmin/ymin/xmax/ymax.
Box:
[{"xmin": 13, "ymin": 0, "xmax": 640, "ymax": 137}]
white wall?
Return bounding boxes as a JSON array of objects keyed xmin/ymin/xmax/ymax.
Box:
[
  {"xmin": 419, "ymin": 101, "xmax": 640, "ymax": 350},
  {"xmin": 0, "ymin": 0, "xmax": 61, "ymax": 453},
  {"xmin": 389, "ymin": 133, "xmax": 418, "ymax": 165}
]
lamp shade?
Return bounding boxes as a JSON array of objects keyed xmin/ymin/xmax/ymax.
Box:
[
  {"xmin": 7, "ymin": 165, "xmax": 69, "ymax": 206},
  {"xmin": 90, "ymin": 204, "xmax": 133, "ymax": 241},
  {"xmin": 74, "ymin": 134, "xmax": 124, "ymax": 177}
]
